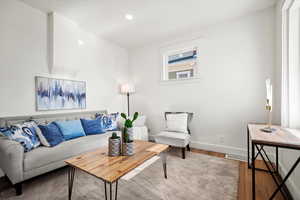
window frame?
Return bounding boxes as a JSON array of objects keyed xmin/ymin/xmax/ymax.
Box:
[
  {"xmin": 176, "ymin": 71, "xmax": 191, "ymax": 79},
  {"xmin": 161, "ymin": 46, "xmax": 199, "ymax": 82}
]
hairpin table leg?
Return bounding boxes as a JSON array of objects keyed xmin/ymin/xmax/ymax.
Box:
[
  {"xmin": 161, "ymin": 151, "xmax": 167, "ymax": 179},
  {"xmin": 68, "ymin": 167, "xmax": 76, "ymax": 200}
]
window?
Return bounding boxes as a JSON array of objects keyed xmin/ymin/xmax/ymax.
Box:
[{"xmin": 162, "ymin": 47, "xmax": 198, "ymax": 81}]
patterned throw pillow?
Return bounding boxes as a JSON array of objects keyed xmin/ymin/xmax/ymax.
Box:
[
  {"xmin": 0, "ymin": 121, "xmax": 41, "ymax": 152},
  {"xmin": 96, "ymin": 113, "xmax": 119, "ymax": 132},
  {"xmin": 0, "ymin": 130, "xmax": 7, "ymax": 138}
]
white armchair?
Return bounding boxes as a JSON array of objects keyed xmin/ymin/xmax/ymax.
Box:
[{"xmin": 155, "ymin": 112, "xmax": 193, "ymax": 159}]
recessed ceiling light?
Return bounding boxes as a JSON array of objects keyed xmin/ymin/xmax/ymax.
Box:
[
  {"xmin": 125, "ymin": 14, "xmax": 133, "ymax": 20},
  {"xmin": 78, "ymin": 40, "xmax": 84, "ymax": 46}
]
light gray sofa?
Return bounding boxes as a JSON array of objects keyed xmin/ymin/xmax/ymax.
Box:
[{"xmin": 0, "ymin": 110, "xmax": 121, "ymax": 195}]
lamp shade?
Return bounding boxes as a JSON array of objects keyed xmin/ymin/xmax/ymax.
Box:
[
  {"xmin": 120, "ymin": 83, "xmax": 135, "ymax": 94},
  {"xmin": 265, "ymin": 78, "xmax": 272, "ymax": 107}
]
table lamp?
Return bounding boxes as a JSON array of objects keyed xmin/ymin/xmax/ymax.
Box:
[
  {"xmin": 120, "ymin": 83, "xmax": 135, "ymax": 116},
  {"xmin": 261, "ymin": 78, "xmax": 276, "ymax": 133}
]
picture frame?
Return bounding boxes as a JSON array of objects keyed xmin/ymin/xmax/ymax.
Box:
[{"xmin": 35, "ymin": 76, "xmax": 86, "ymax": 111}]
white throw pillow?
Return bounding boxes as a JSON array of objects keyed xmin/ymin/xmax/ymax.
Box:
[
  {"xmin": 165, "ymin": 113, "xmax": 188, "ymax": 133},
  {"xmin": 133, "ymin": 116, "xmax": 147, "ymax": 127},
  {"xmin": 118, "ymin": 115, "xmax": 147, "ymax": 128}
]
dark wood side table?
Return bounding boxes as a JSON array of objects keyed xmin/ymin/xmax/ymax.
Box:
[{"xmin": 247, "ymin": 124, "xmax": 300, "ymax": 200}]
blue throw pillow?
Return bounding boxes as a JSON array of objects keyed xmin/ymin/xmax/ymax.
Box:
[
  {"xmin": 80, "ymin": 118, "xmax": 105, "ymax": 135},
  {"xmin": 0, "ymin": 121, "xmax": 41, "ymax": 152},
  {"xmin": 96, "ymin": 113, "xmax": 119, "ymax": 131},
  {"xmin": 54, "ymin": 120, "xmax": 86, "ymax": 140},
  {"xmin": 38, "ymin": 123, "xmax": 65, "ymax": 147}
]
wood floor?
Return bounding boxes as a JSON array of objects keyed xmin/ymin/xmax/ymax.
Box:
[{"xmin": 192, "ymin": 148, "xmax": 286, "ymax": 200}]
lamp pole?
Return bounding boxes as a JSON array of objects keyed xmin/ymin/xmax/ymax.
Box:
[
  {"xmin": 127, "ymin": 92, "xmax": 130, "ymax": 117},
  {"xmin": 121, "ymin": 83, "xmax": 135, "ymax": 117}
]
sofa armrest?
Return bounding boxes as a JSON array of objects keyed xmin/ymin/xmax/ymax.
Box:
[{"xmin": 0, "ymin": 139, "xmax": 24, "ymax": 184}]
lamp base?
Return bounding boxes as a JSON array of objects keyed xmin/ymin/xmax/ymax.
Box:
[{"xmin": 261, "ymin": 127, "xmax": 276, "ymax": 133}]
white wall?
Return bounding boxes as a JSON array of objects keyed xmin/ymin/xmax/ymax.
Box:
[
  {"xmin": 0, "ymin": 0, "xmax": 129, "ymax": 118},
  {"xmin": 129, "ymin": 7, "xmax": 277, "ymax": 156},
  {"xmin": 0, "ymin": 0, "xmax": 129, "ymax": 176}
]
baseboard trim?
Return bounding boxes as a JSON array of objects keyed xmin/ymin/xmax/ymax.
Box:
[{"xmin": 190, "ymin": 141, "xmax": 247, "ymax": 159}]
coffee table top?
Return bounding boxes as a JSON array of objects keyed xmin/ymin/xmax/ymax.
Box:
[{"xmin": 65, "ymin": 140, "xmax": 169, "ymax": 183}]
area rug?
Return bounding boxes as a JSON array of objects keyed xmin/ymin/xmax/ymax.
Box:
[{"xmin": 0, "ymin": 149, "xmax": 239, "ymax": 200}]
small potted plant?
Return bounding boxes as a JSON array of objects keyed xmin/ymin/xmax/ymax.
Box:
[
  {"xmin": 108, "ymin": 132, "xmax": 121, "ymax": 157},
  {"xmin": 121, "ymin": 112, "xmax": 138, "ymax": 156}
]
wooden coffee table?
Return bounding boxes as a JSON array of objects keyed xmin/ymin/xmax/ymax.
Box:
[{"xmin": 65, "ymin": 140, "xmax": 169, "ymax": 200}]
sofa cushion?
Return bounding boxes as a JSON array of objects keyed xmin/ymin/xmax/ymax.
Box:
[
  {"xmin": 155, "ymin": 131, "xmax": 190, "ymax": 147},
  {"xmin": 24, "ymin": 133, "xmax": 113, "ymax": 172},
  {"xmin": 38, "ymin": 123, "xmax": 65, "ymax": 147},
  {"xmin": 54, "ymin": 120, "xmax": 86, "ymax": 140},
  {"xmin": 80, "ymin": 118, "xmax": 105, "ymax": 135}
]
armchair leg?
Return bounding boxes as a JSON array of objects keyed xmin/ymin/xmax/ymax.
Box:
[
  {"xmin": 182, "ymin": 148, "xmax": 186, "ymax": 159},
  {"xmin": 14, "ymin": 183, "xmax": 22, "ymax": 196},
  {"xmin": 187, "ymin": 144, "xmax": 191, "ymax": 151}
]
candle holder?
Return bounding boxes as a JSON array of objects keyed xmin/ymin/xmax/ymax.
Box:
[{"xmin": 261, "ymin": 99, "xmax": 276, "ymax": 133}]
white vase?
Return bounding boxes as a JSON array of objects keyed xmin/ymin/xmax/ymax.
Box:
[
  {"xmin": 108, "ymin": 138, "xmax": 121, "ymax": 157},
  {"xmin": 122, "ymin": 142, "xmax": 134, "ymax": 156},
  {"xmin": 127, "ymin": 128, "xmax": 134, "ymax": 141}
]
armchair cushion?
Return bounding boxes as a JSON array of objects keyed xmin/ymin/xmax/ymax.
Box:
[
  {"xmin": 165, "ymin": 113, "xmax": 188, "ymax": 133},
  {"xmin": 155, "ymin": 131, "xmax": 190, "ymax": 147}
]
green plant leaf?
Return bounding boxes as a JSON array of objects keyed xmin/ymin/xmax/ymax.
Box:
[
  {"xmin": 125, "ymin": 119, "xmax": 133, "ymax": 128},
  {"xmin": 121, "ymin": 113, "xmax": 127, "ymax": 119},
  {"xmin": 132, "ymin": 112, "xmax": 139, "ymax": 121},
  {"xmin": 111, "ymin": 132, "xmax": 119, "ymax": 139}
]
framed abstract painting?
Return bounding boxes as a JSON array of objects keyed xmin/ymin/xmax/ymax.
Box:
[{"xmin": 35, "ymin": 76, "xmax": 86, "ymax": 111}]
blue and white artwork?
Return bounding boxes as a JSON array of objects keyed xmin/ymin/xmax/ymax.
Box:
[{"xmin": 36, "ymin": 77, "xmax": 86, "ymax": 110}]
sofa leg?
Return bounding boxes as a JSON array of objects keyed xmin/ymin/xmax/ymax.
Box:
[
  {"xmin": 14, "ymin": 183, "xmax": 22, "ymax": 196},
  {"xmin": 187, "ymin": 144, "xmax": 191, "ymax": 151},
  {"xmin": 4, "ymin": 174, "xmax": 9, "ymax": 181},
  {"xmin": 182, "ymin": 148, "xmax": 186, "ymax": 159}
]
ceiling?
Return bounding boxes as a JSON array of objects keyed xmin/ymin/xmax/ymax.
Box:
[{"xmin": 20, "ymin": 0, "xmax": 277, "ymax": 49}]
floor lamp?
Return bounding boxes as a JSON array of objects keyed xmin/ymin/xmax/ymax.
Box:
[{"xmin": 121, "ymin": 83, "xmax": 135, "ymax": 116}]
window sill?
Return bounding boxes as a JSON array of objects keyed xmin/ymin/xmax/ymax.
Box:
[{"xmin": 159, "ymin": 77, "xmax": 201, "ymax": 85}]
